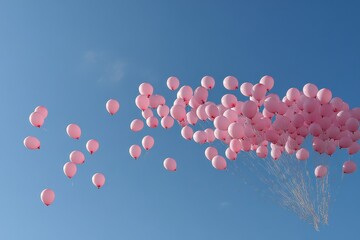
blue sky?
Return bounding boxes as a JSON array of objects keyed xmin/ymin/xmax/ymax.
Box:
[{"xmin": 0, "ymin": 0, "xmax": 359, "ymax": 239}]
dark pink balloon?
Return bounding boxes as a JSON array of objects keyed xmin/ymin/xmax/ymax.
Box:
[
  {"xmin": 40, "ymin": 189, "xmax": 55, "ymax": 206},
  {"xmin": 23, "ymin": 136, "xmax": 40, "ymax": 150},
  {"xmin": 201, "ymin": 76, "xmax": 215, "ymax": 90},
  {"xmin": 106, "ymin": 99, "xmax": 120, "ymax": 115},
  {"xmin": 129, "ymin": 145, "xmax": 141, "ymax": 159},
  {"xmin": 163, "ymin": 158, "xmax": 177, "ymax": 171},
  {"xmin": 346, "ymin": 117, "xmax": 359, "ymax": 132},
  {"xmin": 167, "ymin": 76, "xmax": 180, "ymax": 90},
  {"xmin": 66, "ymin": 124, "xmax": 81, "ymax": 139},
  {"xmin": 139, "ymin": 82, "xmax": 153, "ymax": 97},
  {"xmin": 343, "ymin": 160, "xmax": 356, "ymax": 174},
  {"xmin": 63, "ymin": 162, "xmax": 77, "ymax": 179},
  {"xmin": 130, "ymin": 119, "xmax": 144, "ymax": 132},
  {"xmin": 92, "ymin": 173, "xmax": 105, "ymax": 189},
  {"xmin": 86, "ymin": 139, "xmax": 99, "ymax": 154},
  {"xmin": 348, "ymin": 142, "xmax": 360, "ymax": 155},
  {"xmin": 29, "ymin": 112, "xmax": 44, "ymax": 128}
]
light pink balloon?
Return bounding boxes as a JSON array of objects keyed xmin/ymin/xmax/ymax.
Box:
[
  {"xmin": 29, "ymin": 112, "xmax": 44, "ymax": 128},
  {"xmin": 129, "ymin": 145, "xmax": 141, "ymax": 159},
  {"xmin": 40, "ymin": 189, "xmax": 55, "ymax": 206},
  {"xmin": 337, "ymin": 110, "xmax": 351, "ymax": 126},
  {"xmin": 330, "ymin": 97, "xmax": 344, "ymax": 112},
  {"xmin": 167, "ymin": 76, "xmax": 180, "ymax": 90},
  {"xmin": 229, "ymin": 139, "xmax": 241, "ymax": 153},
  {"xmin": 142, "ymin": 108, "xmax": 153, "ymax": 119},
  {"xmin": 224, "ymin": 109, "xmax": 237, "ymax": 123},
  {"xmin": 186, "ymin": 110, "xmax": 198, "ymax": 125},
  {"xmin": 161, "ymin": 116, "xmax": 174, "ymax": 129},
  {"xmin": 240, "ymin": 82, "xmax": 253, "ymax": 97},
  {"xmin": 214, "ymin": 116, "xmax": 230, "ymax": 131},
  {"xmin": 189, "ymin": 96, "xmax": 201, "ymax": 109},
  {"xmin": 221, "ymin": 94, "xmax": 237, "ymax": 108},
  {"xmin": 286, "ymin": 88, "xmax": 301, "ymax": 102},
  {"xmin": 194, "ymin": 87, "xmax": 208, "ymax": 104},
  {"xmin": 312, "ymin": 138, "xmax": 326, "ymax": 154},
  {"xmin": 259, "ymin": 75, "xmax": 274, "ymax": 91},
  {"xmin": 34, "ymin": 106, "xmax": 48, "ymax": 119},
  {"xmin": 130, "ymin": 119, "xmax": 144, "ymax": 132},
  {"xmin": 163, "ymin": 158, "xmax": 177, "ymax": 171},
  {"xmin": 195, "ymin": 104, "xmax": 207, "ymax": 121},
  {"xmin": 66, "ymin": 124, "xmax": 81, "ymax": 139},
  {"xmin": 314, "ymin": 165, "xmax": 328, "ymax": 178},
  {"xmin": 325, "ymin": 141, "xmax": 336, "ymax": 156},
  {"xmin": 343, "ymin": 160, "xmax": 356, "ymax": 174},
  {"xmin": 170, "ymin": 105, "xmax": 186, "ymax": 121},
  {"xmin": 149, "ymin": 94, "xmax": 165, "ymax": 109},
  {"xmin": 264, "ymin": 96, "xmax": 279, "ymax": 113},
  {"xmin": 106, "ymin": 99, "xmax": 120, "ymax": 115},
  {"xmin": 181, "ymin": 126, "xmax": 193, "ymax": 140},
  {"xmin": 303, "ymin": 83, "xmax": 318, "ymax": 98},
  {"xmin": 241, "ymin": 101, "xmax": 258, "ymax": 119},
  {"xmin": 271, "ymin": 149, "xmax": 281, "ymax": 160},
  {"xmin": 63, "ymin": 162, "xmax": 77, "ymax": 179},
  {"xmin": 173, "ymin": 98, "xmax": 186, "ymax": 107},
  {"xmin": 309, "ymin": 123, "xmax": 322, "ymax": 137},
  {"xmin": 252, "ymin": 83, "xmax": 267, "ymax": 101},
  {"xmin": 193, "ymin": 131, "xmax": 207, "ymax": 144},
  {"xmin": 92, "ymin": 173, "xmax": 105, "ymax": 189},
  {"xmin": 86, "ymin": 139, "xmax": 99, "ymax": 154},
  {"xmin": 317, "ymin": 88, "xmax": 332, "ymax": 104},
  {"xmin": 228, "ymin": 122, "xmax": 244, "ymax": 139},
  {"xmin": 177, "ymin": 86, "xmax": 193, "ymax": 101},
  {"xmin": 157, "ymin": 105, "xmax": 169, "ymax": 118},
  {"xmin": 135, "ymin": 95, "xmax": 150, "ymax": 111},
  {"xmin": 223, "ymin": 76, "xmax": 238, "ymax": 90},
  {"xmin": 212, "ymin": 155, "xmax": 227, "ymax": 170},
  {"xmin": 296, "ymin": 148, "xmax": 309, "ymax": 160},
  {"xmin": 146, "ymin": 116, "xmax": 158, "ymax": 128},
  {"xmin": 23, "ymin": 136, "xmax": 40, "ymax": 150},
  {"xmin": 70, "ymin": 150, "xmax": 85, "ymax": 164},
  {"xmin": 139, "ymin": 82, "xmax": 153, "ymax": 97},
  {"xmin": 201, "ymin": 76, "xmax": 215, "ymax": 89},
  {"xmin": 256, "ymin": 146, "xmax": 268, "ymax": 158},
  {"xmin": 205, "ymin": 147, "xmax": 218, "ymax": 161},
  {"xmin": 225, "ymin": 148, "xmax": 237, "ymax": 160},
  {"xmin": 205, "ymin": 128, "xmax": 215, "ymax": 142},
  {"xmin": 142, "ymin": 135, "xmax": 154, "ymax": 150},
  {"xmin": 346, "ymin": 117, "xmax": 359, "ymax": 132}
]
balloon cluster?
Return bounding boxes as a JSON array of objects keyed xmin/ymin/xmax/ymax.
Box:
[
  {"xmin": 131, "ymin": 76, "xmax": 359, "ymax": 177},
  {"xmin": 24, "ymin": 99, "xmax": 121, "ymax": 206}
]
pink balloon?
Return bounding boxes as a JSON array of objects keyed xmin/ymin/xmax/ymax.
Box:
[
  {"xmin": 167, "ymin": 76, "xmax": 180, "ymax": 90},
  {"xmin": 157, "ymin": 105, "xmax": 169, "ymax": 118},
  {"xmin": 205, "ymin": 147, "xmax": 218, "ymax": 161},
  {"xmin": 221, "ymin": 94, "xmax": 237, "ymax": 108},
  {"xmin": 86, "ymin": 139, "xmax": 99, "ymax": 154},
  {"xmin": 130, "ymin": 119, "xmax": 144, "ymax": 132},
  {"xmin": 337, "ymin": 111, "xmax": 351, "ymax": 126},
  {"xmin": 34, "ymin": 106, "xmax": 48, "ymax": 119},
  {"xmin": 173, "ymin": 98, "xmax": 186, "ymax": 107},
  {"xmin": 205, "ymin": 128, "xmax": 215, "ymax": 142},
  {"xmin": 161, "ymin": 116, "xmax": 174, "ymax": 129},
  {"xmin": 92, "ymin": 173, "xmax": 105, "ymax": 189},
  {"xmin": 66, "ymin": 124, "xmax": 81, "ymax": 139},
  {"xmin": 29, "ymin": 112, "xmax": 44, "ymax": 128},
  {"xmin": 69, "ymin": 150, "xmax": 85, "ymax": 164},
  {"xmin": 228, "ymin": 122, "xmax": 244, "ymax": 139},
  {"xmin": 327, "ymin": 125, "xmax": 341, "ymax": 140},
  {"xmin": 286, "ymin": 88, "xmax": 301, "ymax": 102},
  {"xmin": 240, "ymin": 82, "xmax": 253, "ymax": 97},
  {"xmin": 194, "ymin": 87, "xmax": 208, "ymax": 104},
  {"xmin": 271, "ymin": 149, "xmax": 281, "ymax": 160},
  {"xmin": 296, "ymin": 148, "xmax": 309, "ymax": 160},
  {"xmin": 189, "ymin": 96, "xmax": 201, "ymax": 109},
  {"xmin": 214, "ymin": 116, "xmax": 230, "ymax": 131},
  {"xmin": 149, "ymin": 94, "xmax": 165, "ymax": 109},
  {"xmin": 315, "ymin": 165, "xmax": 328, "ymax": 178},
  {"xmin": 312, "ymin": 138, "xmax": 326, "ymax": 154},
  {"xmin": 351, "ymin": 107, "xmax": 360, "ymax": 120},
  {"xmin": 129, "ymin": 145, "xmax": 141, "ymax": 159},
  {"xmin": 23, "ymin": 136, "xmax": 40, "ymax": 150},
  {"xmin": 181, "ymin": 126, "xmax": 193, "ymax": 140},
  {"xmin": 170, "ymin": 105, "xmax": 186, "ymax": 122},
  {"xmin": 252, "ymin": 83, "xmax": 267, "ymax": 101},
  {"xmin": 348, "ymin": 142, "xmax": 360, "ymax": 155},
  {"xmin": 241, "ymin": 101, "xmax": 258, "ymax": 119},
  {"xmin": 193, "ymin": 131, "xmax": 207, "ymax": 144},
  {"xmin": 264, "ymin": 96, "xmax": 279, "ymax": 113},
  {"xmin": 139, "ymin": 82, "xmax": 153, "ymax": 97},
  {"xmin": 225, "ymin": 148, "xmax": 237, "ymax": 160},
  {"xmin": 346, "ymin": 117, "xmax": 359, "ymax": 132},
  {"xmin": 63, "ymin": 162, "xmax": 77, "ymax": 179},
  {"xmin": 292, "ymin": 114, "xmax": 305, "ymax": 129},
  {"xmin": 343, "ymin": 160, "xmax": 356, "ymax": 174},
  {"xmin": 330, "ymin": 97, "xmax": 344, "ymax": 112},
  {"xmin": 135, "ymin": 95, "xmax": 150, "ymax": 111},
  {"xmin": 339, "ymin": 135, "xmax": 352, "ymax": 148},
  {"xmin": 229, "ymin": 139, "xmax": 241, "ymax": 153},
  {"xmin": 317, "ymin": 88, "xmax": 332, "ymax": 104},
  {"xmin": 212, "ymin": 155, "xmax": 227, "ymax": 170},
  {"xmin": 186, "ymin": 110, "xmax": 198, "ymax": 125},
  {"xmin": 146, "ymin": 116, "xmax": 158, "ymax": 128},
  {"xmin": 142, "ymin": 108, "xmax": 153, "ymax": 119},
  {"xmin": 223, "ymin": 109, "xmax": 237, "ymax": 123},
  {"xmin": 303, "ymin": 83, "xmax": 318, "ymax": 98},
  {"xmin": 309, "ymin": 123, "xmax": 322, "ymax": 137},
  {"xmin": 177, "ymin": 86, "xmax": 193, "ymax": 101},
  {"xmin": 265, "ymin": 130, "xmax": 279, "ymax": 144},
  {"xmin": 223, "ymin": 76, "xmax": 238, "ymax": 90},
  {"xmin": 259, "ymin": 75, "xmax": 274, "ymax": 91},
  {"xmin": 40, "ymin": 189, "xmax": 55, "ymax": 206},
  {"xmin": 142, "ymin": 135, "xmax": 154, "ymax": 150},
  {"xmin": 201, "ymin": 76, "xmax": 215, "ymax": 90},
  {"xmin": 325, "ymin": 141, "xmax": 336, "ymax": 156},
  {"xmin": 163, "ymin": 158, "xmax": 177, "ymax": 171},
  {"xmin": 106, "ymin": 99, "xmax": 120, "ymax": 115},
  {"xmin": 256, "ymin": 146, "xmax": 268, "ymax": 158}
]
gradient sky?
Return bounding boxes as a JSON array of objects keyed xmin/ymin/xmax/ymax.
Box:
[{"xmin": 0, "ymin": 1, "xmax": 359, "ymax": 239}]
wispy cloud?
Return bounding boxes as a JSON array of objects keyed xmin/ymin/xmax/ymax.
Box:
[
  {"xmin": 83, "ymin": 51, "xmax": 97, "ymax": 64},
  {"xmin": 219, "ymin": 201, "xmax": 231, "ymax": 209},
  {"xmin": 98, "ymin": 60, "xmax": 126, "ymax": 83}
]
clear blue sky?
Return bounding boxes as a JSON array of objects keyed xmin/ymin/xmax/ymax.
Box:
[{"xmin": 0, "ymin": 1, "xmax": 359, "ymax": 239}]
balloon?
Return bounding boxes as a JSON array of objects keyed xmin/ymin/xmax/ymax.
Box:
[
  {"xmin": 161, "ymin": 116, "xmax": 174, "ymax": 129},
  {"xmin": 221, "ymin": 94, "xmax": 237, "ymax": 108},
  {"xmin": 129, "ymin": 145, "xmax": 141, "ymax": 159},
  {"xmin": 23, "ymin": 136, "xmax": 40, "ymax": 150},
  {"xmin": 196, "ymin": 104, "xmax": 208, "ymax": 121},
  {"xmin": 259, "ymin": 75, "xmax": 274, "ymax": 91},
  {"xmin": 286, "ymin": 88, "xmax": 301, "ymax": 102},
  {"xmin": 189, "ymin": 96, "xmax": 201, "ymax": 109},
  {"xmin": 348, "ymin": 142, "xmax": 360, "ymax": 155},
  {"xmin": 223, "ymin": 76, "xmax": 238, "ymax": 90},
  {"xmin": 303, "ymin": 83, "xmax": 318, "ymax": 98},
  {"xmin": 343, "ymin": 160, "xmax": 356, "ymax": 174},
  {"xmin": 29, "ymin": 112, "xmax": 44, "ymax": 128},
  {"xmin": 142, "ymin": 135, "xmax": 154, "ymax": 150},
  {"xmin": 240, "ymin": 82, "xmax": 253, "ymax": 97},
  {"xmin": 330, "ymin": 97, "xmax": 344, "ymax": 112},
  {"xmin": 314, "ymin": 165, "xmax": 328, "ymax": 178},
  {"xmin": 130, "ymin": 119, "xmax": 144, "ymax": 132},
  {"xmin": 86, "ymin": 139, "xmax": 99, "ymax": 154},
  {"xmin": 106, "ymin": 99, "xmax": 120, "ymax": 115},
  {"xmin": 339, "ymin": 135, "xmax": 352, "ymax": 148},
  {"xmin": 296, "ymin": 148, "xmax": 309, "ymax": 160},
  {"xmin": 194, "ymin": 87, "xmax": 208, "ymax": 104},
  {"xmin": 142, "ymin": 108, "xmax": 153, "ymax": 119},
  {"xmin": 146, "ymin": 116, "xmax": 159, "ymax": 128},
  {"xmin": 157, "ymin": 105, "xmax": 169, "ymax": 118},
  {"xmin": 241, "ymin": 101, "xmax": 258, "ymax": 119},
  {"xmin": 163, "ymin": 158, "xmax": 177, "ymax": 171},
  {"xmin": 225, "ymin": 148, "xmax": 237, "ymax": 160},
  {"xmin": 229, "ymin": 139, "xmax": 241, "ymax": 153},
  {"xmin": 177, "ymin": 86, "xmax": 193, "ymax": 101},
  {"xmin": 40, "ymin": 189, "xmax": 55, "ymax": 206},
  {"xmin": 139, "ymin": 82, "xmax": 153, "ymax": 97},
  {"xmin": 205, "ymin": 128, "xmax": 215, "ymax": 142},
  {"xmin": 170, "ymin": 105, "xmax": 186, "ymax": 121},
  {"xmin": 66, "ymin": 124, "xmax": 81, "ymax": 139},
  {"xmin": 167, "ymin": 76, "xmax": 180, "ymax": 90},
  {"xmin": 345, "ymin": 117, "xmax": 359, "ymax": 132},
  {"xmin": 181, "ymin": 126, "xmax": 193, "ymax": 140},
  {"xmin": 92, "ymin": 173, "xmax": 105, "ymax": 189},
  {"xmin": 135, "ymin": 95, "xmax": 150, "ymax": 110},
  {"xmin": 223, "ymin": 109, "xmax": 237, "ymax": 123},
  {"xmin": 205, "ymin": 147, "xmax": 218, "ymax": 161},
  {"xmin": 214, "ymin": 116, "xmax": 230, "ymax": 131},
  {"xmin": 271, "ymin": 149, "xmax": 281, "ymax": 160},
  {"xmin": 212, "ymin": 155, "xmax": 227, "ymax": 170},
  {"xmin": 264, "ymin": 96, "xmax": 279, "ymax": 113},
  {"xmin": 34, "ymin": 106, "xmax": 48, "ymax": 118},
  {"xmin": 69, "ymin": 150, "xmax": 85, "ymax": 164},
  {"xmin": 201, "ymin": 76, "xmax": 215, "ymax": 90},
  {"xmin": 337, "ymin": 111, "xmax": 351, "ymax": 126},
  {"xmin": 63, "ymin": 162, "xmax": 77, "ymax": 179},
  {"xmin": 149, "ymin": 95, "xmax": 163, "ymax": 109},
  {"xmin": 228, "ymin": 122, "xmax": 244, "ymax": 139},
  {"xmin": 256, "ymin": 146, "xmax": 268, "ymax": 158},
  {"xmin": 193, "ymin": 131, "xmax": 207, "ymax": 144},
  {"xmin": 186, "ymin": 110, "xmax": 198, "ymax": 125},
  {"xmin": 317, "ymin": 88, "xmax": 332, "ymax": 104},
  {"xmin": 252, "ymin": 83, "xmax": 267, "ymax": 101}
]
